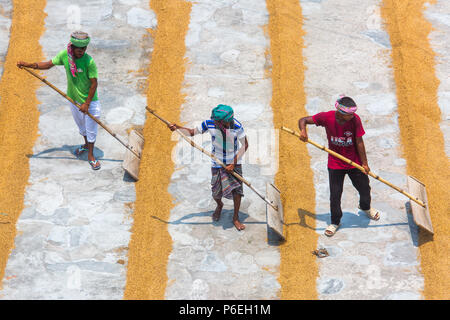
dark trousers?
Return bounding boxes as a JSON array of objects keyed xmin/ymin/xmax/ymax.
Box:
[{"xmin": 328, "ymin": 168, "xmax": 371, "ymax": 225}]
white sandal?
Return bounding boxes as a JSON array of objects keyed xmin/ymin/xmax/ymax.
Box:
[
  {"xmin": 324, "ymin": 224, "xmax": 340, "ymax": 237},
  {"xmin": 359, "ymin": 206, "xmax": 380, "ymax": 221}
]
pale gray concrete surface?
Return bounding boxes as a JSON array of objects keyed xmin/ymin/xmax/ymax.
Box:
[
  {"xmin": 425, "ymin": 0, "xmax": 450, "ymax": 157},
  {"xmin": 0, "ymin": 0, "xmax": 154, "ymax": 299},
  {"xmin": 165, "ymin": 0, "xmax": 281, "ymax": 300},
  {"xmin": 0, "ymin": 0, "xmax": 11, "ymax": 77},
  {"xmin": 300, "ymin": 0, "xmax": 424, "ymax": 300},
  {"xmin": 0, "ymin": 0, "xmax": 447, "ymax": 300}
]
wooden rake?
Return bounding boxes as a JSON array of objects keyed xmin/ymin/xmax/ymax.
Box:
[
  {"xmin": 282, "ymin": 126, "xmax": 433, "ymax": 234},
  {"xmin": 21, "ymin": 67, "xmax": 141, "ymax": 160},
  {"xmin": 144, "ymin": 107, "xmax": 285, "ymax": 240}
]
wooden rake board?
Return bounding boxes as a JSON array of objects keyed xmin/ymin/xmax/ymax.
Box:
[
  {"xmin": 407, "ymin": 176, "xmax": 433, "ymax": 234},
  {"xmin": 123, "ymin": 129, "xmax": 144, "ymax": 181},
  {"xmin": 266, "ymin": 183, "xmax": 285, "ymax": 241}
]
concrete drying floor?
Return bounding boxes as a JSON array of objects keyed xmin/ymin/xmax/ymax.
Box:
[{"xmin": 0, "ymin": 0, "xmax": 448, "ymax": 300}]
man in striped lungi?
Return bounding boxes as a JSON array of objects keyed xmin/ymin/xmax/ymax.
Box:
[{"xmin": 169, "ymin": 104, "xmax": 249, "ymax": 231}]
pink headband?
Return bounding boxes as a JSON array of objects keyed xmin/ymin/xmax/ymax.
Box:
[{"xmin": 335, "ymin": 95, "xmax": 357, "ymax": 114}]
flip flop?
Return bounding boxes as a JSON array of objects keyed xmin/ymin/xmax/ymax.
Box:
[
  {"xmin": 312, "ymin": 248, "xmax": 329, "ymax": 258},
  {"xmin": 74, "ymin": 146, "xmax": 88, "ymax": 157},
  {"xmin": 359, "ymin": 205, "xmax": 380, "ymax": 221},
  {"xmin": 89, "ymin": 160, "xmax": 101, "ymax": 170},
  {"xmin": 324, "ymin": 224, "xmax": 340, "ymax": 237}
]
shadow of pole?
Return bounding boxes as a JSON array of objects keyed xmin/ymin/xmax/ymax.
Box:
[{"xmin": 26, "ymin": 144, "xmax": 122, "ymax": 162}]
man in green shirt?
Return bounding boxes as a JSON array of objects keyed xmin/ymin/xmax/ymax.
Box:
[{"xmin": 17, "ymin": 31, "xmax": 101, "ymax": 170}]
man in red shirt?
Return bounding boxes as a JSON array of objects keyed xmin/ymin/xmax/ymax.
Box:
[{"xmin": 298, "ymin": 96, "xmax": 380, "ymax": 237}]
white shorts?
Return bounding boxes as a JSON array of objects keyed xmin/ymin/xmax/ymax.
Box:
[{"xmin": 69, "ymin": 100, "xmax": 101, "ymax": 143}]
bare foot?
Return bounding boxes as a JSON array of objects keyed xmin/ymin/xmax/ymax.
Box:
[
  {"xmin": 233, "ymin": 218, "xmax": 246, "ymax": 231},
  {"xmin": 212, "ymin": 202, "xmax": 223, "ymax": 221}
]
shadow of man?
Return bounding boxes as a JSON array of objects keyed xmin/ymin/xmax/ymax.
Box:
[
  {"xmin": 296, "ymin": 207, "xmax": 411, "ymax": 233},
  {"xmin": 27, "ymin": 144, "xmax": 106, "ymax": 161},
  {"xmin": 151, "ymin": 209, "xmax": 253, "ymax": 231}
]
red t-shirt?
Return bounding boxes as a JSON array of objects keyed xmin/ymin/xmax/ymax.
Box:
[{"xmin": 312, "ymin": 111, "xmax": 365, "ymax": 170}]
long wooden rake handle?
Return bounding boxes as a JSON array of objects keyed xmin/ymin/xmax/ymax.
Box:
[
  {"xmin": 281, "ymin": 126, "xmax": 426, "ymax": 208},
  {"xmin": 146, "ymin": 107, "xmax": 278, "ymax": 211},
  {"xmin": 21, "ymin": 67, "xmax": 141, "ymax": 159}
]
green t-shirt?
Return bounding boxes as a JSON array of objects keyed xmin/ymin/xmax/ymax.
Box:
[{"xmin": 52, "ymin": 49, "xmax": 98, "ymax": 103}]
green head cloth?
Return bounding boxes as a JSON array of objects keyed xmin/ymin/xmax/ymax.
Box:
[
  {"xmin": 211, "ymin": 104, "xmax": 234, "ymax": 122},
  {"xmin": 70, "ymin": 31, "xmax": 90, "ymax": 48}
]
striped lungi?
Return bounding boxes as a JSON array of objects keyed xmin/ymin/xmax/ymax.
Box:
[{"xmin": 211, "ymin": 164, "xmax": 244, "ymax": 200}]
